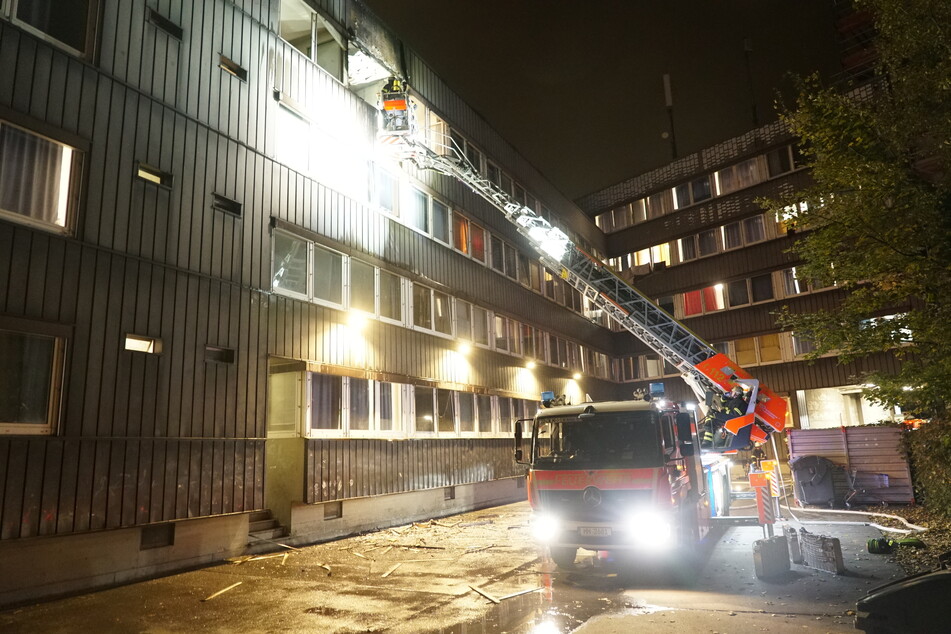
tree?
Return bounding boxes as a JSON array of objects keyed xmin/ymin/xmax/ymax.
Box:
[{"xmin": 766, "ymin": 0, "xmax": 951, "ymax": 421}]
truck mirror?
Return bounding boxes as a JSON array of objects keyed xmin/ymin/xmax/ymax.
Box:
[
  {"xmin": 514, "ymin": 421, "xmax": 525, "ymax": 463},
  {"xmin": 676, "ymin": 413, "xmax": 695, "ymax": 457},
  {"xmin": 676, "ymin": 413, "xmax": 693, "ymax": 439}
]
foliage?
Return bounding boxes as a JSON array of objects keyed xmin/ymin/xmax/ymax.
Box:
[
  {"xmin": 765, "ymin": 0, "xmax": 951, "ymax": 421},
  {"xmin": 904, "ymin": 421, "xmax": 951, "ymax": 519}
]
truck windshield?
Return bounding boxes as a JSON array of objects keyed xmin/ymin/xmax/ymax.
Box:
[{"xmin": 533, "ymin": 412, "xmax": 664, "ymax": 468}]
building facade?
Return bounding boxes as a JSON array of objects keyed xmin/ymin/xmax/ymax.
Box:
[
  {"xmin": 0, "ymin": 0, "xmax": 620, "ymax": 605},
  {"xmin": 581, "ymin": 118, "xmax": 905, "ymax": 433}
]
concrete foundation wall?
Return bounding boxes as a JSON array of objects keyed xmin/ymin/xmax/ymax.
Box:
[
  {"xmin": 289, "ymin": 477, "xmax": 526, "ymax": 545},
  {"xmin": 0, "ymin": 514, "xmax": 249, "ymax": 608},
  {"xmin": 0, "ymin": 478, "xmax": 526, "ymax": 608}
]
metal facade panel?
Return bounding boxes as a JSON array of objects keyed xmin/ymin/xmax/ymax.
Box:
[
  {"xmin": 788, "ymin": 427, "xmax": 913, "ymax": 505},
  {"xmin": 305, "ymin": 438, "xmax": 522, "ymax": 503}
]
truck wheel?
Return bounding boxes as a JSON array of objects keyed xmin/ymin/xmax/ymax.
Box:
[{"xmin": 550, "ymin": 546, "xmax": 577, "ymax": 569}]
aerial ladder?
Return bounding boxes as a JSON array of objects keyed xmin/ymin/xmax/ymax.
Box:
[{"xmin": 377, "ymin": 78, "xmax": 787, "ymax": 451}]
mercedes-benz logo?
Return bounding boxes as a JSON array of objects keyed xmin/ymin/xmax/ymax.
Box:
[{"xmin": 582, "ymin": 486, "xmax": 602, "ymax": 507}]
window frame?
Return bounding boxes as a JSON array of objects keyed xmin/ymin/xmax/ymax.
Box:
[
  {"xmin": 0, "ymin": 119, "xmax": 84, "ymax": 236},
  {"xmin": 0, "ymin": 322, "xmax": 66, "ymax": 436},
  {"xmin": 7, "ymin": 0, "xmax": 99, "ymax": 58}
]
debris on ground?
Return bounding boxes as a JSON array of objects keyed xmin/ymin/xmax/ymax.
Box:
[{"xmin": 860, "ymin": 505, "xmax": 951, "ymax": 574}]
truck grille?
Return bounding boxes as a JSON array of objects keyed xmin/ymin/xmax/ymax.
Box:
[{"xmin": 536, "ymin": 489, "xmax": 653, "ymax": 522}]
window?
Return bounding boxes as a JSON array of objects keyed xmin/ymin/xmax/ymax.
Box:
[
  {"xmin": 750, "ymin": 273, "xmax": 774, "ymax": 303},
  {"xmin": 490, "ymin": 235, "xmax": 505, "ymax": 272},
  {"xmin": 691, "ymin": 176, "xmax": 712, "ymax": 203},
  {"xmin": 651, "ymin": 243, "xmax": 670, "ymax": 267},
  {"xmin": 407, "ymin": 188, "xmax": 429, "ymax": 233},
  {"xmin": 728, "ymin": 280, "xmax": 750, "ymax": 307},
  {"xmin": 683, "ymin": 290, "xmax": 702, "ymax": 316},
  {"xmin": 9, "ymin": 0, "xmax": 95, "ymax": 56},
  {"xmin": 486, "ymin": 163, "xmax": 501, "ymax": 187},
  {"xmin": 758, "ymin": 333, "xmax": 782, "ymax": 362},
  {"xmin": 432, "ymin": 199, "xmax": 449, "ymax": 244},
  {"xmin": 503, "ymin": 243, "xmax": 517, "ymax": 280},
  {"xmin": 743, "ymin": 215, "xmax": 766, "ymax": 243},
  {"xmin": 452, "ymin": 211, "xmax": 469, "ymax": 254},
  {"xmin": 458, "ymin": 392, "xmax": 475, "ymax": 432},
  {"xmin": 529, "ymin": 260, "xmax": 542, "ymax": 292},
  {"xmin": 1, "ymin": 328, "xmax": 63, "ymax": 434},
  {"xmin": 533, "ymin": 328, "xmax": 546, "ymax": 362},
  {"xmin": 643, "ymin": 355, "xmax": 664, "ymax": 377},
  {"xmin": 734, "ymin": 157, "xmax": 763, "ymax": 189},
  {"xmin": 0, "ymin": 121, "xmax": 80, "ymax": 233},
  {"xmin": 673, "ymin": 183, "xmax": 691, "ymax": 209},
  {"xmin": 702, "ymin": 285, "xmax": 725, "ymax": 311},
  {"xmin": 414, "ymin": 386, "xmax": 435, "ymax": 433},
  {"xmin": 412, "ymin": 283, "xmax": 433, "ymax": 330},
  {"xmin": 715, "ymin": 166, "xmax": 737, "ymax": 195},
  {"xmin": 350, "ymin": 259, "xmax": 375, "ymax": 313},
  {"xmin": 792, "ymin": 333, "xmax": 816, "ymax": 356},
  {"xmin": 679, "ymin": 236, "xmax": 697, "ymax": 261},
  {"xmin": 272, "ymin": 232, "xmax": 309, "ymax": 296},
  {"xmin": 520, "ymin": 324, "xmax": 535, "ymax": 358},
  {"xmin": 436, "ymin": 388, "xmax": 455, "ymax": 433},
  {"xmin": 735, "ymin": 337, "xmax": 757, "ymax": 366},
  {"xmin": 476, "ymin": 394, "xmax": 493, "ymax": 433},
  {"xmin": 470, "ymin": 223, "xmax": 486, "ymax": 263},
  {"xmin": 310, "ymin": 374, "xmax": 343, "ymax": 431},
  {"xmin": 646, "ymin": 190, "xmax": 672, "ymax": 219},
  {"xmin": 455, "ymin": 300, "xmax": 472, "ymax": 340},
  {"xmin": 722, "ymin": 222, "xmax": 743, "ymax": 250},
  {"xmin": 377, "ymin": 381, "xmax": 403, "ymax": 431},
  {"xmin": 313, "ymin": 244, "xmax": 343, "ymax": 305},
  {"xmin": 433, "ymin": 290, "xmax": 452, "ymax": 335},
  {"xmin": 782, "ymin": 268, "xmax": 806, "ymax": 296},
  {"xmin": 472, "ymin": 307, "xmax": 490, "ymax": 346},
  {"xmin": 698, "ymin": 229, "xmax": 719, "ymax": 256},
  {"xmin": 373, "ymin": 166, "xmax": 397, "ymax": 212},
  {"xmin": 349, "ymin": 378, "xmax": 371, "ymax": 430},
  {"xmin": 497, "ymin": 397, "xmax": 514, "ymax": 434},
  {"xmin": 380, "ymin": 270, "xmax": 403, "ymax": 322},
  {"xmin": 465, "ymin": 144, "xmax": 482, "ymax": 174},
  {"xmin": 766, "ymin": 146, "xmax": 792, "ymax": 177},
  {"xmin": 494, "ymin": 315, "xmax": 509, "ymax": 351},
  {"xmin": 279, "ymin": 0, "xmax": 345, "ymax": 80}
]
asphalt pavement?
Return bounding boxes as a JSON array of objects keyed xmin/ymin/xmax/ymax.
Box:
[{"xmin": 0, "ymin": 501, "xmax": 909, "ymax": 633}]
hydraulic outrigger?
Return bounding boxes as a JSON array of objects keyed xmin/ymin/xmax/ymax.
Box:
[{"xmin": 377, "ymin": 77, "xmax": 787, "ymax": 450}]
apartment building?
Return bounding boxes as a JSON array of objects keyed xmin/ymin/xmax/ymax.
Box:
[
  {"xmin": 0, "ymin": 0, "xmax": 618, "ymax": 604},
  {"xmin": 580, "ymin": 119, "xmax": 905, "ymax": 433}
]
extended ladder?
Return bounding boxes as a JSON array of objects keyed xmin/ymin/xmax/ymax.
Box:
[{"xmin": 378, "ymin": 79, "xmax": 786, "ymax": 446}]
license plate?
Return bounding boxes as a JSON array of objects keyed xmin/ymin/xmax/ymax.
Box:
[{"xmin": 579, "ymin": 527, "xmax": 611, "ymax": 537}]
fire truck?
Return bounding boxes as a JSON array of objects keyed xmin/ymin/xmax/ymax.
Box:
[{"xmin": 377, "ymin": 78, "xmax": 785, "ymax": 565}]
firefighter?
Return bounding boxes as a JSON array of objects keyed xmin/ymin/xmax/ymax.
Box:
[{"xmin": 723, "ymin": 386, "xmax": 749, "ymax": 418}]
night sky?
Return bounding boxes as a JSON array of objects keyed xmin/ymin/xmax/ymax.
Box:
[{"xmin": 364, "ymin": 1, "xmax": 843, "ymax": 204}]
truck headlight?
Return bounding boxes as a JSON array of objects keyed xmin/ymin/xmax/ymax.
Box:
[
  {"xmin": 624, "ymin": 511, "xmax": 673, "ymax": 548},
  {"xmin": 531, "ymin": 513, "xmax": 562, "ymax": 543}
]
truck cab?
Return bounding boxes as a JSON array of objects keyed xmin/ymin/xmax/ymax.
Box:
[{"xmin": 515, "ymin": 399, "xmax": 716, "ymax": 568}]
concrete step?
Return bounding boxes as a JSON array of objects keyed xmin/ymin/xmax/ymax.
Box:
[
  {"xmin": 249, "ymin": 518, "xmax": 280, "ymax": 532},
  {"xmin": 249, "ymin": 526, "xmax": 288, "ymax": 542},
  {"xmin": 245, "ymin": 509, "xmax": 289, "ymax": 554},
  {"xmin": 248, "ymin": 510, "xmax": 273, "ymax": 523}
]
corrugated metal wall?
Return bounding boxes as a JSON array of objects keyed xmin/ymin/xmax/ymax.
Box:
[
  {"xmin": 0, "ymin": 0, "xmax": 611, "ymax": 543},
  {"xmin": 788, "ymin": 426, "xmax": 914, "ymax": 505},
  {"xmin": 306, "ymin": 438, "xmax": 521, "ymax": 503}
]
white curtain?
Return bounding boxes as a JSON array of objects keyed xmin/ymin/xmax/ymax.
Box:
[{"xmin": 0, "ymin": 123, "xmax": 66, "ymax": 226}]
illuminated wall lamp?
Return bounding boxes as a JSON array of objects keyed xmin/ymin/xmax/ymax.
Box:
[{"xmin": 125, "ymin": 334, "xmax": 162, "ymax": 354}]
